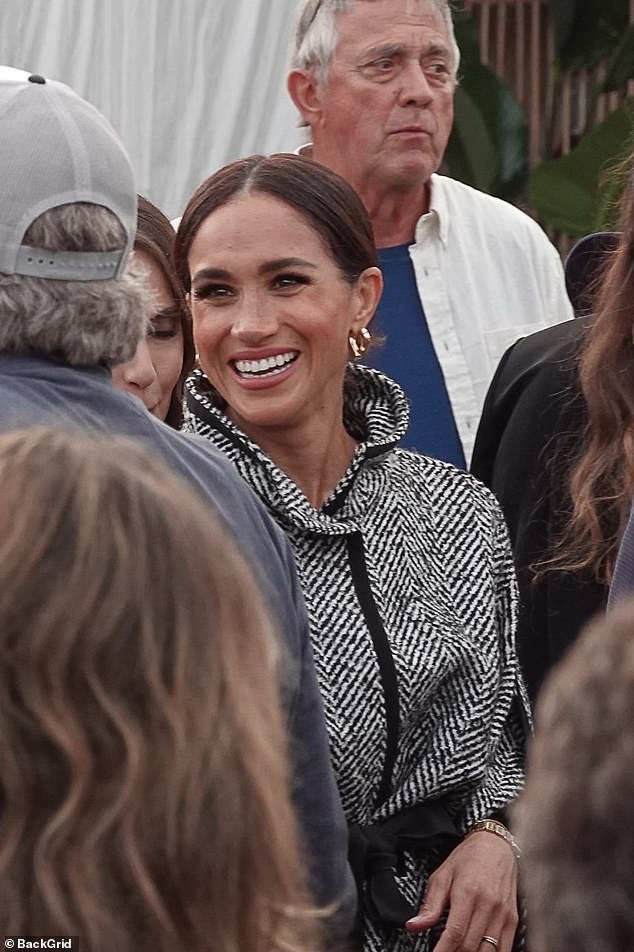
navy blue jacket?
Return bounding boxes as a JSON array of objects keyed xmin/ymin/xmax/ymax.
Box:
[{"xmin": 0, "ymin": 354, "xmax": 355, "ymax": 935}]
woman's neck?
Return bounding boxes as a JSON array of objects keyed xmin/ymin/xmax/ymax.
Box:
[{"xmin": 232, "ymin": 412, "xmax": 358, "ymax": 509}]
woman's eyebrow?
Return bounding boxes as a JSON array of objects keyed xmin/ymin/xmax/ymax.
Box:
[
  {"xmin": 258, "ymin": 257, "xmax": 317, "ymax": 275},
  {"xmin": 191, "ymin": 266, "xmax": 232, "ymax": 283}
]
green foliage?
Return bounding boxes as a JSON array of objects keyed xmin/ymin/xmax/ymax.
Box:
[
  {"xmin": 601, "ymin": 24, "xmax": 634, "ymax": 93},
  {"xmin": 548, "ymin": 0, "xmax": 629, "ymax": 71},
  {"xmin": 444, "ymin": 1, "xmax": 634, "ymax": 231},
  {"xmin": 527, "ymin": 1, "xmax": 634, "ymax": 233},
  {"xmin": 528, "ymin": 101, "xmax": 634, "ymax": 236},
  {"xmin": 444, "ymin": 9, "xmax": 528, "ymax": 199}
]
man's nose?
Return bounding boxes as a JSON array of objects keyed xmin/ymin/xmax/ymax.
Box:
[
  {"xmin": 121, "ymin": 336, "xmax": 157, "ymax": 391},
  {"xmin": 398, "ymin": 62, "xmax": 434, "ymax": 106}
]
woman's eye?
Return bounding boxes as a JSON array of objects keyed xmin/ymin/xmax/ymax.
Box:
[
  {"xmin": 192, "ymin": 284, "xmax": 234, "ymax": 302},
  {"xmin": 148, "ymin": 311, "xmax": 180, "ymax": 340},
  {"xmin": 272, "ymin": 273, "xmax": 310, "ymax": 290}
]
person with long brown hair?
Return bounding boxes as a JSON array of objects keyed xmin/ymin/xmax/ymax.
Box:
[
  {"xmin": 0, "ymin": 426, "xmax": 320, "ymax": 952},
  {"xmin": 112, "ymin": 195, "xmax": 195, "ymax": 427}
]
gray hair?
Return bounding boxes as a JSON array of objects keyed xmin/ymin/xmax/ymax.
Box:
[
  {"xmin": 0, "ymin": 204, "xmax": 150, "ymax": 368},
  {"xmin": 291, "ymin": 0, "xmax": 460, "ymax": 84}
]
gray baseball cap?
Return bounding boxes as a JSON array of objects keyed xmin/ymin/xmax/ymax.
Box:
[{"xmin": 0, "ymin": 68, "xmax": 136, "ymax": 281}]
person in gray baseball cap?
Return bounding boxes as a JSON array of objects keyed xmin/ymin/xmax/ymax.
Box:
[{"xmin": 0, "ymin": 68, "xmax": 355, "ymax": 941}]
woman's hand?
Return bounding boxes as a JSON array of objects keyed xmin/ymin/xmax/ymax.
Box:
[{"xmin": 405, "ymin": 831, "xmax": 519, "ymax": 952}]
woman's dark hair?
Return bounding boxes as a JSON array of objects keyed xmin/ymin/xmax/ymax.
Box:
[
  {"xmin": 135, "ymin": 196, "xmax": 194, "ymax": 428},
  {"xmin": 0, "ymin": 426, "xmax": 320, "ymax": 952},
  {"xmin": 174, "ymin": 153, "xmax": 378, "ymax": 292}
]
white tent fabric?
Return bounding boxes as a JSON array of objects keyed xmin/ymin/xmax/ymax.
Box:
[{"xmin": 0, "ymin": 0, "xmax": 305, "ymax": 219}]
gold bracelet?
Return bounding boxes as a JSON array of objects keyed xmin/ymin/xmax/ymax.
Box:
[{"xmin": 466, "ymin": 819, "xmax": 521, "ymax": 860}]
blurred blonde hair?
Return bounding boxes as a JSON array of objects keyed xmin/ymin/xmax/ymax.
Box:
[{"xmin": 0, "ymin": 427, "xmax": 320, "ymax": 952}]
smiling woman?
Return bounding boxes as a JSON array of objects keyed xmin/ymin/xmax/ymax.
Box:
[
  {"xmin": 175, "ymin": 153, "xmax": 529, "ymax": 952},
  {"xmin": 183, "ymin": 189, "xmax": 379, "ymax": 446}
]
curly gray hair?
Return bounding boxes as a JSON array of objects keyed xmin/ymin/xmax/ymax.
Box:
[
  {"xmin": 0, "ymin": 204, "xmax": 150, "ymax": 368},
  {"xmin": 290, "ymin": 0, "xmax": 460, "ymax": 84}
]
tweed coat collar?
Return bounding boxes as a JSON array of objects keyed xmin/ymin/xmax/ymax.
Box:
[{"xmin": 184, "ymin": 363, "xmax": 410, "ymax": 535}]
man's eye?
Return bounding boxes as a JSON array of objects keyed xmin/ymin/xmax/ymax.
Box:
[
  {"xmin": 428, "ymin": 62, "xmax": 451, "ymax": 79},
  {"xmin": 364, "ymin": 58, "xmax": 395, "ymax": 76}
]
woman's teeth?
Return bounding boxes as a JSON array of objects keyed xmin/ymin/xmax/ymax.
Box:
[{"xmin": 234, "ymin": 352, "xmax": 298, "ymax": 377}]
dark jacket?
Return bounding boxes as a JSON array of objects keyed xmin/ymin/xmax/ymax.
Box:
[
  {"xmin": 0, "ymin": 354, "xmax": 356, "ymax": 936},
  {"xmin": 470, "ymin": 319, "xmax": 608, "ymax": 702}
]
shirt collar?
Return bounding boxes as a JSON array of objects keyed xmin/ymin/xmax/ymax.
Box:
[
  {"xmin": 296, "ymin": 142, "xmax": 313, "ymax": 158},
  {"xmin": 414, "ymin": 174, "xmax": 449, "ymax": 247}
]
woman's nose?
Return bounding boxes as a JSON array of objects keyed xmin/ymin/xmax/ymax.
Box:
[
  {"xmin": 231, "ymin": 296, "xmax": 280, "ymax": 342},
  {"xmin": 120, "ymin": 336, "xmax": 157, "ymax": 391}
]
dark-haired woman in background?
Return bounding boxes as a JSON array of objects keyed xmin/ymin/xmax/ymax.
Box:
[
  {"xmin": 112, "ymin": 195, "xmax": 194, "ymax": 427},
  {"xmin": 176, "ymin": 153, "xmax": 529, "ymax": 952},
  {"xmin": 0, "ymin": 426, "xmax": 319, "ymax": 952}
]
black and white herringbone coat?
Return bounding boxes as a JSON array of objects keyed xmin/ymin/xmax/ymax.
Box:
[{"xmin": 184, "ymin": 365, "xmax": 530, "ymax": 952}]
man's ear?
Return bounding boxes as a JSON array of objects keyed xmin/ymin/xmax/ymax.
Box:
[{"xmin": 287, "ymin": 68, "xmax": 324, "ymax": 126}]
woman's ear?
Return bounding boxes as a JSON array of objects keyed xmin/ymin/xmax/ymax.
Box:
[{"xmin": 351, "ymin": 267, "xmax": 383, "ymax": 333}]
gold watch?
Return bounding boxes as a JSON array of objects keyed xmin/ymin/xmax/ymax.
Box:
[{"xmin": 467, "ymin": 818, "xmax": 521, "ymax": 860}]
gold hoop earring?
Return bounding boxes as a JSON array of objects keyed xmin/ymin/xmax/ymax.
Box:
[{"xmin": 348, "ymin": 327, "xmax": 372, "ymax": 359}]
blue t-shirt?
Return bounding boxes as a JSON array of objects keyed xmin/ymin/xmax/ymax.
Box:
[{"xmin": 366, "ymin": 243, "xmax": 466, "ymax": 468}]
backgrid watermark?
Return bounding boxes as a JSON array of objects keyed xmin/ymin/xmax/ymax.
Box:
[{"xmin": 5, "ymin": 940, "xmax": 78, "ymax": 950}]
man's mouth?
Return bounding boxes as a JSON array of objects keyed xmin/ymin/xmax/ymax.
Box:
[
  {"xmin": 391, "ymin": 126, "xmax": 429, "ymax": 135},
  {"xmin": 232, "ymin": 350, "xmax": 299, "ymax": 379}
]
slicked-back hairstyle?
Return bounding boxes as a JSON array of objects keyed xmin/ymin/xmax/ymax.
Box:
[
  {"xmin": 175, "ymin": 153, "xmax": 378, "ymax": 293},
  {"xmin": 0, "ymin": 203, "xmax": 150, "ymax": 367},
  {"xmin": 290, "ymin": 0, "xmax": 460, "ymax": 84},
  {"xmin": 135, "ymin": 196, "xmax": 194, "ymax": 427},
  {"xmin": 0, "ymin": 427, "xmax": 320, "ymax": 952},
  {"xmin": 515, "ymin": 600, "xmax": 634, "ymax": 952}
]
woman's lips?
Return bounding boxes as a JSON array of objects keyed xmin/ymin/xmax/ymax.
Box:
[{"xmin": 229, "ymin": 350, "xmax": 300, "ymax": 390}]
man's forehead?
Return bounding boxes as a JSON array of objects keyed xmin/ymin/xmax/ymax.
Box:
[
  {"xmin": 343, "ymin": 0, "xmax": 444, "ymax": 16},
  {"xmin": 334, "ymin": 0, "xmax": 449, "ymax": 50}
]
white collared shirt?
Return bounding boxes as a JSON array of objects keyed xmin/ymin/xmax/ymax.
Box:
[{"xmin": 409, "ymin": 173, "xmax": 573, "ymax": 459}]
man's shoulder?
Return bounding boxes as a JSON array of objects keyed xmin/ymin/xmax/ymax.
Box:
[
  {"xmin": 432, "ymin": 174, "xmax": 551, "ymax": 239},
  {"xmin": 0, "ymin": 359, "xmax": 291, "ymax": 572},
  {"xmin": 141, "ymin": 421, "xmax": 291, "ymax": 552}
]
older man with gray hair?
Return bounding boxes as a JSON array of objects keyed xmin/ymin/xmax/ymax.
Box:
[
  {"xmin": 0, "ymin": 66, "xmax": 355, "ymax": 939},
  {"xmin": 288, "ymin": 0, "xmax": 572, "ymax": 467}
]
